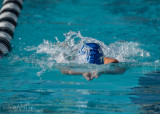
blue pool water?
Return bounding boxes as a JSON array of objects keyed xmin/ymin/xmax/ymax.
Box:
[{"xmin": 0, "ymin": 0, "xmax": 160, "ymax": 113}]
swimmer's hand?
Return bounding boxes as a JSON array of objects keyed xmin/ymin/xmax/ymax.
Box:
[{"xmin": 83, "ymin": 71, "xmax": 101, "ymax": 81}]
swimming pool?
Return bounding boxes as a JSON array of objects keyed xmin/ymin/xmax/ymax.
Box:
[{"xmin": 0, "ymin": 0, "xmax": 160, "ymax": 113}]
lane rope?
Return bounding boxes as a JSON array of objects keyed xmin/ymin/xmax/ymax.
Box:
[{"xmin": 0, "ymin": 0, "xmax": 24, "ymax": 55}]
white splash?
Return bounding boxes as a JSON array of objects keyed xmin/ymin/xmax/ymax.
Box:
[{"xmin": 25, "ymin": 31, "xmax": 150, "ymax": 76}]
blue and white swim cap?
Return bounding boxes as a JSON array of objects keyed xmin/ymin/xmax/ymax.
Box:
[{"xmin": 79, "ymin": 43, "xmax": 104, "ymax": 64}]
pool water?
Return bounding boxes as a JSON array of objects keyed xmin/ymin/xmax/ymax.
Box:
[{"xmin": 0, "ymin": 0, "xmax": 160, "ymax": 113}]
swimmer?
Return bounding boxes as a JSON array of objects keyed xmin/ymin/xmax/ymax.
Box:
[{"xmin": 61, "ymin": 43, "xmax": 125, "ymax": 81}]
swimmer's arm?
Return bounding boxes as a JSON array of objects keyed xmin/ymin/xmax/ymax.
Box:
[
  {"xmin": 99, "ymin": 68, "xmax": 126, "ymax": 75},
  {"xmin": 61, "ymin": 69, "xmax": 98, "ymax": 81},
  {"xmin": 61, "ymin": 69, "xmax": 84, "ymax": 75}
]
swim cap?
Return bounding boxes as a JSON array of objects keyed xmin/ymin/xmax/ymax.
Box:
[{"xmin": 79, "ymin": 43, "xmax": 104, "ymax": 64}]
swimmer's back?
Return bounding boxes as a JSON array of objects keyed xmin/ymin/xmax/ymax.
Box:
[{"xmin": 104, "ymin": 57, "xmax": 119, "ymax": 64}]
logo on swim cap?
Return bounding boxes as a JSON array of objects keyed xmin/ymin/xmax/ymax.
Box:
[{"xmin": 79, "ymin": 43, "xmax": 104, "ymax": 64}]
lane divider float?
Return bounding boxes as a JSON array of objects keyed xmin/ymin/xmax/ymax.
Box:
[{"xmin": 0, "ymin": 0, "xmax": 24, "ymax": 55}]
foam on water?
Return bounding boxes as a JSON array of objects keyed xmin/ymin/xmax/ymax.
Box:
[
  {"xmin": 26, "ymin": 31, "xmax": 150, "ymax": 62},
  {"xmin": 22, "ymin": 31, "xmax": 151, "ymax": 76}
]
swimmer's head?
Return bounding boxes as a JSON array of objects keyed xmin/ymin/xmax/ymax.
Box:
[{"xmin": 79, "ymin": 43, "xmax": 104, "ymax": 64}]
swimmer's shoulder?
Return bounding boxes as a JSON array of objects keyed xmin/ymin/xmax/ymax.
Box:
[{"xmin": 104, "ymin": 57, "xmax": 119, "ymax": 64}]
